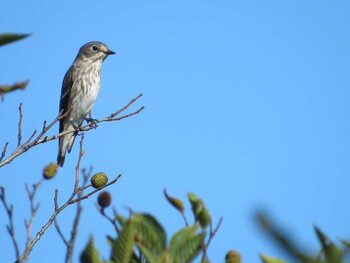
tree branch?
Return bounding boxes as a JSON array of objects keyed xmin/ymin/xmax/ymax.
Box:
[
  {"xmin": 0, "ymin": 187, "xmax": 20, "ymax": 259},
  {"xmin": 15, "ymin": 135, "xmax": 123, "ymax": 263},
  {"xmin": 23, "ymin": 180, "xmax": 42, "ymax": 263},
  {"xmin": 0, "ymin": 93, "xmax": 144, "ymax": 168}
]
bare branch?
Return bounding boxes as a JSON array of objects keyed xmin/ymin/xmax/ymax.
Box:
[
  {"xmin": 53, "ymin": 190, "xmax": 70, "ymax": 247},
  {"xmin": 95, "ymin": 204, "xmax": 120, "ymax": 233},
  {"xmin": 17, "ymin": 103, "xmax": 23, "ymax": 147},
  {"xmin": 23, "ymin": 180, "xmax": 42, "ymax": 263},
  {"xmin": 0, "ymin": 93, "xmax": 144, "ymax": 168},
  {"xmin": 109, "ymin": 93, "xmax": 143, "ymax": 118},
  {"xmin": 69, "ymin": 174, "xmax": 122, "ymax": 205},
  {"xmin": 206, "ymin": 217, "xmax": 223, "ymax": 248},
  {"xmin": 15, "ymin": 135, "xmax": 123, "ymax": 262},
  {"xmin": 0, "ymin": 186, "xmax": 20, "ymax": 258},
  {"xmin": 0, "ymin": 142, "xmax": 9, "ymax": 162}
]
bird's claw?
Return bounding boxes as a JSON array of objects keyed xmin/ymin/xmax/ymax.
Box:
[{"xmin": 85, "ymin": 117, "xmax": 98, "ymax": 128}]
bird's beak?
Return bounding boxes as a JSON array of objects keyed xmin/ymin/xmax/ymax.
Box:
[{"xmin": 106, "ymin": 49, "xmax": 115, "ymax": 55}]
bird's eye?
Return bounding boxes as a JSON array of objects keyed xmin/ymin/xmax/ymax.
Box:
[{"xmin": 91, "ymin": 45, "xmax": 99, "ymax": 51}]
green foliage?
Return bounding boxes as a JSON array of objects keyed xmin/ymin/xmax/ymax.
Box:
[
  {"xmin": 314, "ymin": 227, "xmax": 343, "ymax": 263},
  {"xmin": 168, "ymin": 224, "xmax": 205, "ymax": 262},
  {"xmin": 259, "ymin": 254, "xmax": 287, "ymax": 263},
  {"xmin": 81, "ymin": 191, "xmax": 224, "ymax": 263},
  {"xmin": 188, "ymin": 192, "xmax": 211, "ymax": 228},
  {"xmin": 164, "ymin": 189, "xmax": 184, "ymax": 213},
  {"xmin": 1, "ymin": 33, "xmax": 30, "ymax": 99},
  {"xmin": 256, "ymin": 212, "xmax": 350, "ymax": 263},
  {"xmin": 110, "ymin": 219, "xmax": 135, "ymax": 263},
  {"xmin": 132, "ymin": 213, "xmax": 166, "ymax": 254},
  {"xmin": 80, "ymin": 236, "xmax": 101, "ymax": 263},
  {"xmin": 0, "ymin": 33, "xmax": 30, "ymax": 46}
]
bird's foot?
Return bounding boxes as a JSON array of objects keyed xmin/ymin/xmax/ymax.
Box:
[{"xmin": 85, "ymin": 117, "xmax": 98, "ymax": 129}]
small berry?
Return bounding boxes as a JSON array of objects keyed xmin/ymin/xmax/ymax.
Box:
[
  {"xmin": 225, "ymin": 250, "xmax": 242, "ymax": 263},
  {"xmin": 43, "ymin": 162, "xmax": 58, "ymax": 180},
  {"xmin": 98, "ymin": 191, "xmax": 112, "ymax": 208}
]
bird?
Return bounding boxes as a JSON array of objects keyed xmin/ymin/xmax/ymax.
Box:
[{"xmin": 57, "ymin": 41, "xmax": 115, "ymax": 167}]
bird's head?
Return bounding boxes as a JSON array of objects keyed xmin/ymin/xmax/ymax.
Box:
[{"xmin": 75, "ymin": 41, "xmax": 115, "ymax": 62}]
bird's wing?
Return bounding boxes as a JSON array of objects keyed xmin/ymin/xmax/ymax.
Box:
[{"xmin": 59, "ymin": 64, "xmax": 75, "ymax": 133}]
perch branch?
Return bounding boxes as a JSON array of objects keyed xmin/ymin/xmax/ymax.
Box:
[{"xmin": 0, "ymin": 93, "xmax": 144, "ymax": 168}]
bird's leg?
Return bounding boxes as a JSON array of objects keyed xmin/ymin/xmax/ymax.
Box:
[
  {"xmin": 70, "ymin": 121, "xmax": 83, "ymax": 136},
  {"xmin": 85, "ymin": 110, "xmax": 98, "ymax": 128}
]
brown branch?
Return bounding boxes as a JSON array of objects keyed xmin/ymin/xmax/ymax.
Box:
[
  {"xmin": 109, "ymin": 93, "xmax": 143, "ymax": 118},
  {"xmin": 0, "ymin": 93, "xmax": 144, "ymax": 168},
  {"xmin": 15, "ymin": 135, "xmax": 123, "ymax": 263},
  {"xmin": 17, "ymin": 103, "xmax": 23, "ymax": 147},
  {"xmin": 66, "ymin": 167, "xmax": 92, "ymax": 263},
  {"xmin": 95, "ymin": 204, "xmax": 120, "ymax": 233},
  {"xmin": 53, "ymin": 190, "xmax": 70, "ymax": 248},
  {"xmin": 206, "ymin": 217, "xmax": 223, "ymax": 250},
  {"xmin": 201, "ymin": 217, "xmax": 223, "ymax": 261},
  {"xmin": 69, "ymin": 174, "xmax": 122, "ymax": 205},
  {"xmin": 24, "ymin": 180, "xmax": 42, "ymax": 263},
  {"xmin": 0, "ymin": 142, "xmax": 9, "ymax": 162},
  {"xmin": 0, "ymin": 186, "xmax": 20, "ymax": 258}
]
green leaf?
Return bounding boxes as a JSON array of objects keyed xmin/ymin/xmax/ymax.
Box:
[
  {"xmin": 164, "ymin": 189, "xmax": 185, "ymax": 213},
  {"xmin": 136, "ymin": 242, "xmax": 162, "ymax": 263},
  {"xmin": 133, "ymin": 213, "xmax": 167, "ymax": 254},
  {"xmin": 169, "ymin": 224, "xmax": 198, "ymax": 248},
  {"xmin": 115, "ymin": 212, "xmax": 127, "ymax": 226},
  {"xmin": 110, "ymin": 219, "xmax": 136, "ymax": 263},
  {"xmin": 188, "ymin": 192, "xmax": 211, "ymax": 228},
  {"xmin": 259, "ymin": 253, "xmax": 287, "ymax": 263},
  {"xmin": 256, "ymin": 212, "xmax": 316, "ymax": 263},
  {"xmin": 314, "ymin": 226, "xmax": 343, "ymax": 263},
  {"xmin": 169, "ymin": 224, "xmax": 205, "ymax": 262},
  {"xmin": 0, "ymin": 33, "xmax": 30, "ymax": 46},
  {"xmin": 188, "ymin": 192, "xmax": 202, "ymax": 216},
  {"xmin": 197, "ymin": 208, "xmax": 211, "ymax": 229},
  {"xmin": 80, "ymin": 235, "xmax": 101, "ymax": 263}
]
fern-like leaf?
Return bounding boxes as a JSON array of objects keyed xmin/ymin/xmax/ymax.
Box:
[
  {"xmin": 110, "ymin": 219, "xmax": 135, "ymax": 263},
  {"xmin": 80, "ymin": 235, "xmax": 101, "ymax": 263}
]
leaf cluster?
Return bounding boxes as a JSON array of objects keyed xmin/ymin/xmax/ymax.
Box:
[
  {"xmin": 257, "ymin": 213, "xmax": 350, "ymax": 263},
  {"xmin": 80, "ymin": 191, "xmax": 228, "ymax": 263}
]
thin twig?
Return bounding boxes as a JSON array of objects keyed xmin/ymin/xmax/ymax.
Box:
[
  {"xmin": 65, "ymin": 166, "xmax": 91, "ymax": 263},
  {"xmin": 94, "ymin": 204, "xmax": 120, "ymax": 233},
  {"xmin": 0, "ymin": 142, "xmax": 9, "ymax": 162},
  {"xmin": 69, "ymin": 174, "xmax": 122, "ymax": 205},
  {"xmin": 0, "ymin": 187, "xmax": 20, "ymax": 258},
  {"xmin": 23, "ymin": 180, "xmax": 43, "ymax": 263},
  {"xmin": 54, "ymin": 191, "xmax": 69, "ymax": 247},
  {"xmin": 15, "ymin": 135, "xmax": 123, "ymax": 262},
  {"xmin": 201, "ymin": 217, "xmax": 223, "ymax": 261},
  {"xmin": 17, "ymin": 103, "xmax": 23, "ymax": 147},
  {"xmin": 206, "ymin": 217, "xmax": 223, "ymax": 248},
  {"xmin": 0, "ymin": 93, "xmax": 144, "ymax": 168},
  {"xmin": 109, "ymin": 93, "xmax": 143, "ymax": 118}
]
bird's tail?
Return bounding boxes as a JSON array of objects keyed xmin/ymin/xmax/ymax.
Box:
[{"xmin": 57, "ymin": 124, "xmax": 76, "ymax": 167}]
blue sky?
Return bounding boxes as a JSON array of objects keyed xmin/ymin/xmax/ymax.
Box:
[{"xmin": 1, "ymin": 1, "xmax": 350, "ymax": 262}]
